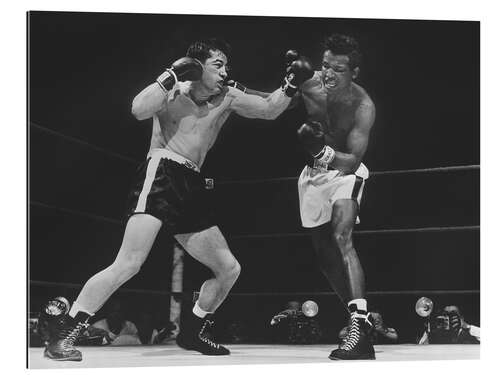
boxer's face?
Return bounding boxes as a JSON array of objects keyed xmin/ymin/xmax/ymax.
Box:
[
  {"xmin": 200, "ymin": 49, "xmax": 229, "ymax": 94},
  {"xmin": 321, "ymin": 50, "xmax": 359, "ymax": 90}
]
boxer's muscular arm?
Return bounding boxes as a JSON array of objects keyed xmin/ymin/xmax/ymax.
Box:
[
  {"xmin": 329, "ymin": 102, "xmax": 375, "ymax": 173},
  {"xmin": 245, "ymin": 88, "xmax": 271, "ymax": 98},
  {"xmin": 234, "ymin": 88, "xmax": 300, "ymax": 109},
  {"xmin": 131, "ymin": 83, "xmax": 168, "ymax": 121},
  {"xmin": 225, "ymin": 80, "xmax": 271, "ymax": 98},
  {"xmin": 228, "ymin": 82, "xmax": 300, "ymax": 107},
  {"xmin": 132, "ymin": 58, "xmax": 203, "ymax": 121},
  {"xmin": 229, "ymin": 87, "xmax": 291, "ymax": 120}
]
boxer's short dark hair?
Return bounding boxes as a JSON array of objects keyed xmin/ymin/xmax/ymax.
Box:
[
  {"xmin": 186, "ymin": 38, "xmax": 231, "ymax": 63},
  {"xmin": 322, "ymin": 34, "xmax": 362, "ymax": 70}
]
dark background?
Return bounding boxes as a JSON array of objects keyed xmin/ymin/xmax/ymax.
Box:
[{"xmin": 28, "ymin": 12, "xmax": 479, "ymax": 343}]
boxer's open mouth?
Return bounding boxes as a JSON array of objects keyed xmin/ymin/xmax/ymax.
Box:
[{"xmin": 323, "ymin": 76, "xmax": 337, "ymax": 88}]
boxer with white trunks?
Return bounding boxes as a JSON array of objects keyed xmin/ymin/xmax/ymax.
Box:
[{"xmin": 293, "ymin": 34, "xmax": 376, "ymax": 360}]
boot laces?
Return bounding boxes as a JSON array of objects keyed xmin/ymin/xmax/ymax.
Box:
[
  {"xmin": 60, "ymin": 322, "xmax": 89, "ymax": 350},
  {"xmin": 198, "ymin": 319, "xmax": 220, "ymax": 349},
  {"xmin": 340, "ymin": 312, "xmax": 367, "ymax": 351}
]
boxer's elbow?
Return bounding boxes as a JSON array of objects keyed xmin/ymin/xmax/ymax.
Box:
[
  {"xmin": 337, "ymin": 159, "xmax": 360, "ymax": 175},
  {"xmin": 131, "ymin": 96, "xmax": 143, "ymax": 119},
  {"xmin": 267, "ymin": 110, "xmax": 281, "ymax": 120},
  {"xmin": 131, "ymin": 96, "xmax": 151, "ymax": 121}
]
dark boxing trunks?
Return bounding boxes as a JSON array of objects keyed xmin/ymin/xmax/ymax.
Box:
[{"xmin": 126, "ymin": 149, "xmax": 215, "ymax": 235}]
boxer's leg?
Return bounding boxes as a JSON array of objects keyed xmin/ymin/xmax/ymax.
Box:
[
  {"xmin": 71, "ymin": 214, "xmax": 162, "ymax": 315},
  {"xmin": 174, "ymin": 225, "xmax": 240, "ymax": 355},
  {"xmin": 311, "ymin": 222, "xmax": 351, "ymax": 305},
  {"xmin": 311, "ymin": 199, "xmax": 365, "ymax": 304},
  {"xmin": 327, "ymin": 199, "xmax": 374, "ymax": 360},
  {"xmin": 44, "ymin": 214, "xmax": 162, "ymax": 361},
  {"xmin": 175, "ymin": 226, "xmax": 240, "ymax": 313},
  {"xmin": 330, "ymin": 199, "xmax": 365, "ymax": 300}
]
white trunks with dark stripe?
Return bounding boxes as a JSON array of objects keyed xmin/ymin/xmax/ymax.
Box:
[{"xmin": 298, "ymin": 163, "xmax": 369, "ymax": 228}]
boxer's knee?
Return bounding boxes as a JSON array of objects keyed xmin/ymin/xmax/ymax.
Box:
[
  {"xmin": 112, "ymin": 248, "xmax": 146, "ymax": 281},
  {"xmin": 218, "ymin": 260, "xmax": 241, "ymax": 286},
  {"xmin": 227, "ymin": 260, "xmax": 241, "ymax": 284},
  {"xmin": 332, "ymin": 226, "xmax": 355, "ymax": 258}
]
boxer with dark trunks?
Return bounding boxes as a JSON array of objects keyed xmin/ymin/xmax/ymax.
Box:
[{"xmin": 43, "ymin": 37, "xmax": 313, "ymax": 361}]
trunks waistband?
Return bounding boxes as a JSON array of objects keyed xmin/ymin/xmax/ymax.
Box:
[
  {"xmin": 147, "ymin": 148, "xmax": 200, "ymax": 172},
  {"xmin": 306, "ymin": 161, "xmax": 369, "ymax": 179}
]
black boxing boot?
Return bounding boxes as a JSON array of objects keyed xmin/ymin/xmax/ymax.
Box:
[
  {"xmin": 329, "ymin": 305, "xmax": 375, "ymax": 360},
  {"xmin": 176, "ymin": 313, "xmax": 230, "ymax": 356},
  {"xmin": 44, "ymin": 311, "xmax": 90, "ymax": 361}
]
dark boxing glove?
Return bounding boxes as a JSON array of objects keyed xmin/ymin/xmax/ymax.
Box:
[
  {"xmin": 282, "ymin": 50, "xmax": 314, "ymax": 97},
  {"xmin": 297, "ymin": 121, "xmax": 336, "ymax": 164},
  {"xmin": 285, "ymin": 49, "xmax": 300, "ymax": 67},
  {"xmin": 156, "ymin": 57, "xmax": 204, "ymax": 93}
]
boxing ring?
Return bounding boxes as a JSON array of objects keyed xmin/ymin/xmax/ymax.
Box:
[
  {"xmin": 28, "ymin": 343, "xmax": 479, "ymax": 368},
  {"xmin": 28, "ymin": 122, "xmax": 480, "ymax": 368}
]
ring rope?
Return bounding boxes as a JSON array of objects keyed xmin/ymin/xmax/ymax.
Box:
[
  {"xmin": 229, "ymin": 225, "xmax": 479, "ymax": 240},
  {"xmin": 217, "ymin": 164, "xmax": 479, "ymax": 186},
  {"xmin": 30, "ymin": 121, "xmax": 480, "ymax": 180},
  {"xmin": 30, "ymin": 201, "xmax": 122, "ymax": 226},
  {"xmin": 30, "ymin": 280, "xmax": 168, "ymax": 296},
  {"xmin": 30, "ymin": 122, "xmax": 139, "ymax": 164},
  {"xmin": 29, "ymin": 122, "xmax": 477, "ymax": 182},
  {"xmin": 369, "ymin": 164, "xmax": 479, "ymax": 176},
  {"xmin": 212, "ymin": 290, "xmax": 480, "ymax": 297},
  {"xmin": 29, "ymin": 280, "xmax": 479, "ymax": 297},
  {"xmin": 30, "ymin": 201, "xmax": 478, "ymax": 237}
]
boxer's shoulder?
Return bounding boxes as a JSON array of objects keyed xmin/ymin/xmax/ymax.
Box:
[
  {"xmin": 352, "ymin": 82, "xmax": 374, "ymax": 108},
  {"xmin": 209, "ymin": 86, "xmax": 231, "ymax": 107}
]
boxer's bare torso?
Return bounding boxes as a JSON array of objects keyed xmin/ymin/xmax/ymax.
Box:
[
  {"xmin": 150, "ymin": 83, "xmax": 233, "ymax": 166},
  {"xmin": 300, "ymin": 71, "xmax": 374, "ymax": 154}
]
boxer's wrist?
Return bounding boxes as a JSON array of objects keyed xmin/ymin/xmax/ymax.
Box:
[
  {"xmin": 281, "ymin": 76, "xmax": 298, "ymax": 97},
  {"xmin": 314, "ymin": 145, "xmax": 336, "ymax": 164},
  {"xmin": 225, "ymin": 79, "xmax": 247, "ymax": 93},
  {"xmin": 156, "ymin": 69, "xmax": 177, "ymax": 93}
]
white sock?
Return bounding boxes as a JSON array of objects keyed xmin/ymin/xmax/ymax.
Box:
[
  {"xmin": 68, "ymin": 301, "xmax": 95, "ymax": 318},
  {"xmin": 348, "ymin": 298, "xmax": 367, "ymax": 313},
  {"xmin": 192, "ymin": 301, "xmax": 211, "ymax": 318}
]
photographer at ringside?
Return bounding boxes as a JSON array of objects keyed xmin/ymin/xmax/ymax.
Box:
[{"xmin": 417, "ymin": 305, "xmax": 480, "ymax": 344}]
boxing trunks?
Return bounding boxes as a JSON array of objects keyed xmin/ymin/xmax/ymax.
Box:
[
  {"xmin": 298, "ymin": 161, "xmax": 369, "ymax": 228},
  {"xmin": 126, "ymin": 148, "xmax": 215, "ymax": 234}
]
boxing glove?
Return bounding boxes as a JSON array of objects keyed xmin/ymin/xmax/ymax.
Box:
[
  {"xmin": 285, "ymin": 49, "xmax": 300, "ymax": 67},
  {"xmin": 297, "ymin": 121, "xmax": 336, "ymax": 164},
  {"xmin": 157, "ymin": 57, "xmax": 204, "ymax": 92},
  {"xmin": 282, "ymin": 51, "xmax": 314, "ymax": 97}
]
